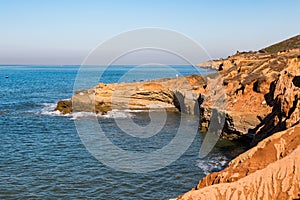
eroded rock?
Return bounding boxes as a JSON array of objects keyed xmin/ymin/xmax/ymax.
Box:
[
  {"xmin": 54, "ymin": 75, "xmax": 206, "ymax": 115},
  {"xmin": 199, "ymin": 48, "xmax": 300, "ymax": 142},
  {"xmin": 178, "ymin": 125, "xmax": 300, "ymax": 200}
]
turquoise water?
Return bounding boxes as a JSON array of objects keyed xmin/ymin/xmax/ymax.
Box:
[{"xmin": 0, "ymin": 65, "xmax": 244, "ymax": 199}]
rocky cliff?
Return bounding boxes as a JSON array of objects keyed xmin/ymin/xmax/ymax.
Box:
[
  {"xmin": 176, "ymin": 35, "xmax": 300, "ymax": 200},
  {"xmin": 56, "ymin": 36, "xmax": 300, "ymax": 144},
  {"xmin": 177, "ymin": 125, "xmax": 300, "ymax": 200},
  {"xmin": 199, "ymin": 47, "xmax": 300, "ymax": 143},
  {"xmin": 55, "ymin": 75, "xmax": 206, "ymax": 115},
  {"xmin": 55, "ymin": 35, "xmax": 300, "ymax": 199}
]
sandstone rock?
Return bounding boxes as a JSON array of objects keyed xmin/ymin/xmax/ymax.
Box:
[
  {"xmin": 178, "ymin": 125, "xmax": 300, "ymax": 200},
  {"xmin": 55, "ymin": 48, "xmax": 300, "ymax": 144},
  {"xmin": 55, "ymin": 75, "xmax": 206, "ymax": 115},
  {"xmin": 199, "ymin": 48, "xmax": 300, "ymax": 142},
  {"xmin": 54, "ymin": 48, "xmax": 300, "ymax": 146},
  {"xmin": 175, "ymin": 36, "xmax": 300, "ymax": 200},
  {"xmin": 53, "ymin": 37, "xmax": 300, "ymax": 200}
]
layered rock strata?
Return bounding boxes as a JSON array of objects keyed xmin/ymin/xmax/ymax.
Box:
[
  {"xmin": 199, "ymin": 48, "xmax": 300, "ymax": 142},
  {"xmin": 177, "ymin": 125, "xmax": 300, "ymax": 200},
  {"xmin": 176, "ymin": 35, "xmax": 300, "ymax": 200},
  {"xmin": 55, "ymin": 75, "xmax": 206, "ymax": 115}
]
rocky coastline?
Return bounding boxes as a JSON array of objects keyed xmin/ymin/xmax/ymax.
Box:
[
  {"xmin": 55, "ymin": 74, "xmax": 206, "ymax": 115},
  {"xmin": 177, "ymin": 35, "xmax": 300, "ymax": 199},
  {"xmin": 177, "ymin": 125, "xmax": 300, "ymax": 200},
  {"xmin": 55, "ymin": 35, "xmax": 300, "ymax": 199}
]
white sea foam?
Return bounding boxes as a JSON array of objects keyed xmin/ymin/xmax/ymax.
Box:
[
  {"xmin": 100, "ymin": 109, "xmax": 133, "ymax": 119},
  {"xmin": 69, "ymin": 112, "xmax": 96, "ymax": 120},
  {"xmin": 70, "ymin": 110, "xmax": 133, "ymax": 120},
  {"xmin": 40, "ymin": 100, "xmax": 72, "ymax": 117},
  {"xmin": 40, "ymin": 102, "xmax": 64, "ymax": 116},
  {"xmin": 197, "ymin": 155, "xmax": 230, "ymax": 175},
  {"xmin": 40, "ymin": 102, "xmax": 134, "ymax": 120}
]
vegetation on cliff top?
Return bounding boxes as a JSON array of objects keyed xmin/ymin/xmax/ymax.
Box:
[{"xmin": 260, "ymin": 34, "xmax": 300, "ymax": 53}]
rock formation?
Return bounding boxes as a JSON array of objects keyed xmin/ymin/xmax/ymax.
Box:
[
  {"xmin": 54, "ymin": 35, "xmax": 300, "ymax": 200},
  {"xmin": 177, "ymin": 125, "xmax": 300, "ymax": 200},
  {"xmin": 175, "ymin": 35, "xmax": 300, "ymax": 200},
  {"xmin": 198, "ymin": 47, "xmax": 300, "ymax": 143},
  {"xmin": 55, "ymin": 75, "xmax": 206, "ymax": 115},
  {"xmin": 56, "ymin": 35, "xmax": 300, "ymax": 144}
]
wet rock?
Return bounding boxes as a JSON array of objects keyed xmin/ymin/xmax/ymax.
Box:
[{"xmin": 54, "ymin": 100, "xmax": 72, "ymax": 114}]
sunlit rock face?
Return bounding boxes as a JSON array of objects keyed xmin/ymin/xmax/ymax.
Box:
[{"xmin": 178, "ymin": 125, "xmax": 300, "ymax": 200}]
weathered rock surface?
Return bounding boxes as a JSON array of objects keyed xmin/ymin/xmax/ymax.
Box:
[
  {"xmin": 55, "ymin": 35, "xmax": 300, "ymax": 144},
  {"xmin": 177, "ymin": 125, "xmax": 300, "ymax": 200},
  {"xmin": 54, "ymin": 35, "xmax": 300, "ymax": 200},
  {"xmin": 55, "ymin": 75, "xmax": 206, "ymax": 115},
  {"xmin": 56, "ymin": 46, "xmax": 300, "ymax": 143},
  {"xmin": 176, "ymin": 35, "xmax": 300, "ymax": 200},
  {"xmin": 199, "ymin": 125, "xmax": 300, "ymax": 189},
  {"xmin": 55, "ymin": 100, "xmax": 72, "ymax": 114},
  {"xmin": 198, "ymin": 47, "xmax": 300, "ymax": 142}
]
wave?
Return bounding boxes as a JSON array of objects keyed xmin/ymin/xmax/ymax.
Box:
[
  {"xmin": 197, "ymin": 154, "xmax": 229, "ymax": 175},
  {"xmin": 39, "ymin": 102, "xmax": 134, "ymax": 120},
  {"xmin": 70, "ymin": 110, "xmax": 134, "ymax": 120},
  {"xmin": 40, "ymin": 102, "xmax": 63, "ymax": 116},
  {"xmin": 99, "ymin": 109, "xmax": 134, "ymax": 119}
]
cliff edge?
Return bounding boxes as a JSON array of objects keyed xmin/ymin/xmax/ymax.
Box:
[
  {"xmin": 54, "ymin": 35, "xmax": 300, "ymax": 199},
  {"xmin": 177, "ymin": 35, "xmax": 300, "ymax": 200},
  {"xmin": 178, "ymin": 125, "xmax": 300, "ymax": 200},
  {"xmin": 198, "ymin": 37, "xmax": 300, "ymax": 143},
  {"xmin": 55, "ymin": 35, "xmax": 300, "ymax": 144}
]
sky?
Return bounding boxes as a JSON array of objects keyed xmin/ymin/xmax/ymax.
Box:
[{"xmin": 0, "ymin": 0, "xmax": 299, "ymax": 65}]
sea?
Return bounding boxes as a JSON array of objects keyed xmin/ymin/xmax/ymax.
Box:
[{"xmin": 0, "ymin": 65, "xmax": 246, "ymax": 199}]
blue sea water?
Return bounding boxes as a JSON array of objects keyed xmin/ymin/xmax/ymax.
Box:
[{"xmin": 0, "ymin": 65, "xmax": 245, "ymax": 199}]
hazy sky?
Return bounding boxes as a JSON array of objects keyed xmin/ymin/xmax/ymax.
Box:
[{"xmin": 0, "ymin": 0, "xmax": 299, "ymax": 65}]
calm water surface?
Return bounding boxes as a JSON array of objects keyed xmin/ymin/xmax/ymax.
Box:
[{"xmin": 0, "ymin": 65, "xmax": 245, "ymax": 199}]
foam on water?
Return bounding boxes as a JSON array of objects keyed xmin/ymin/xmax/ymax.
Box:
[
  {"xmin": 197, "ymin": 154, "xmax": 230, "ymax": 175},
  {"xmin": 70, "ymin": 110, "xmax": 133, "ymax": 120},
  {"xmin": 99, "ymin": 109, "xmax": 133, "ymax": 119},
  {"xmin": 40, "ymin": 102, "xmax": 134, "ymax": 120},
  {"xmin": 68, "ymin": 111, "xmax": 96, "ymax": 120},
  {"xmin": 40, "ymin": 102, "xmax": 63, "ymax": 116},
  {"xmin": 39, "ymin": 101, "xmax": 74, "ymax": 117}
]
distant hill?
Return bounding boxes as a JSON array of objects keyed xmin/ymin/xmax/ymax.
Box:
[{"xmin": 260, "ymin": 34, "xmax": 300, "ymax": 53}]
